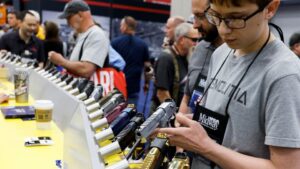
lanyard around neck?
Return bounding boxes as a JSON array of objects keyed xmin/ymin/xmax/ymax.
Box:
[
  {"xmin": 194, "ymin": 30, "xmax": 271, "ymax": 119},
  {"xmin": 224, "ymin": 30, "xmax": 271, "ymax": 116}
]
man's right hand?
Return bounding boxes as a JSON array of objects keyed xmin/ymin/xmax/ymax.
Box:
[{"xmin": 48, "ymin": 51, "xmax": 66, "ymax": 66}]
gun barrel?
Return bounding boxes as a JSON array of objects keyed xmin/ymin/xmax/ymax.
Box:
[{"xmin": 141, "ymin": 136, "xmax": 168, "ymax": 169}]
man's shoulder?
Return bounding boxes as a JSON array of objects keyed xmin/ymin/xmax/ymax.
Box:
[
  {"xmin": 133, "ymin": 36, "xmax": 146, "ymax": 43},
  {"xmin": 1, "ymin": 31, "xmax": 18, "ymax": 40},
  {"xmin": 111, "ymin": 36, "xmax": 124, "ymax": 44},
  {"xmin": 112, "ymin": 35, "xmax": 131, "ymax": 42},
  {"xmin": 263, "ymin": 40, "xmax": 300, "ymax": 78},
  {"xmin": 87, "ymin": 26, "xmax": 107, "ymax": 39},
  {"xmin": 158, "ymin": 48, "xmax": 174, "ymax": 61},
  {"xmin": 31, "ymin": 35, "xmax": 43, "ymax": 44},
  {"xmin": 135, "ymin": 36, "xmax": 148, "ymax": 47}
]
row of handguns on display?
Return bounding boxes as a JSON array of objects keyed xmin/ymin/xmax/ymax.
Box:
[{"xmin": 0, "ymin": 51, "xmax": 190, "ymax": 169}]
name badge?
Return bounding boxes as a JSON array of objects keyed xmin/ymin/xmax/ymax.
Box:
[
  {"xmin": 189, "ymin": 90, "xmax": 203, "ymax": 112},
  {"xmin": 189, "ymin": 74, "xmax": 206, "ymax": 112},
  {"xmin": 194, "ymin": 105, "xmax": 228, "ymax": 144}
]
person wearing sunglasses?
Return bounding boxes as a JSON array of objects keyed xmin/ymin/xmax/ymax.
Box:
[
  {"xmin": 158, "ymin": 0, "xmax": 300, "ymax": 169},
  {"xmin": 152, "ymin": 23, "xmax": 199, "ymax": 111}
]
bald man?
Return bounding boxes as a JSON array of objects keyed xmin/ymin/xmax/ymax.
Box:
[{"xmin": 162, "ymin": 16, "xmax": 185, "ymax": 48}]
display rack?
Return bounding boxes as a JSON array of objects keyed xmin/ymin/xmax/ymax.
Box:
[{"xmin": 1, "ymin": 61, "xmax": 106, "ymax": 169}]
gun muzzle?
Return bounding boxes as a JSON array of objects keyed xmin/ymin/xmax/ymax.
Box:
[
  {"xmin": 83, "ymin": 84, "xmax": 103, "ymax": 105},
  {"xmin": 141, "ymin": 135, "xmax": 168, "ymax": 169},
  {"xmin": 76, "ymin": 81, "xmax": 94, "ymax": 100},
  {"xmin": 105, "ymin": 159, "xmax": 129, "ymax": 169},
  {"xmin": 168, "ymin": 152, "xmax": 190, "ymax": 169},
  {"xmin": 136, "ymin": 100, "xmax": 177, "ymax": 139}
]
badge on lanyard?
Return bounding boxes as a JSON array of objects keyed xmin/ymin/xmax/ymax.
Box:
[
  {"xmin": 193, "ymin": 104, "xmax": 229, "ymax": 144},
  {"xmin": 189, "ymin": 74, "xmax": 207, "ymax": 112}
]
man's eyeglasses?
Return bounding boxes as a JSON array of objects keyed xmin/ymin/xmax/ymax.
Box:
[
  {"xmin": 184, "ymin": 36, "xmax": 199, "ymax": 42},
  {"xmin": 205, "ymin": 7, "xmax": 265, "ymax": 29}
]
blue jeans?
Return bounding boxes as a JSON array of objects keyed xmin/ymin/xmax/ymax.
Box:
[{"xmin": 127, "ymin": 92, "xmax": 139, "ymax": 107}]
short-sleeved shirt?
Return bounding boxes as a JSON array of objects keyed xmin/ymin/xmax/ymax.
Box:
[
  {"xmin": 111, "ymin": 35, "xmax": 149, "ymax": 95},
  {"xmin": 192, "ymin": 39, "xmax": 300, "ymax": 169},
  {"xmin": 0, "ymin": 30, "xmax": 45, "ymax": 63},
  {"xmin": 184, "ymin": 40, "xmax": 216, "ymax": 96},
  {"xmin": 153, "ymin": 48, "xmax": 188, "ymax": 106},
  {"xmin": 70, "ymin": 25, "xmax": 109, "ymax": 67}
]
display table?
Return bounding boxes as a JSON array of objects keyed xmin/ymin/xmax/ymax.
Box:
[
  {"xmin": 0, "ymin": 80, "xmax": 63, "ymax": 169},
  {"xmin": 0, "ymin": 116, "xmax": 63, "ymax": 169},
  {"xmin": 0, "ymin": 60, "xmax": 142, "ymax": 169},
  {"xmin": 0, "ymin": 64, "xmax": 105, "ymax": 169}
]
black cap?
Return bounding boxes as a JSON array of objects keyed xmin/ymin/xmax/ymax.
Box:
[{"xmin": 59, "ymin": 0, "xmax": 90, "ymax": 19}]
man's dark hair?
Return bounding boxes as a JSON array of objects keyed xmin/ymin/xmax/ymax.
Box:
[
  {"xmin": 210, "ymin": 0, "xmax": 272, "ymax": 9},
  {"xmin": 8, "ymin": 10, "xmax": 19, "ymax": 16},
  {"xmin": 8, "ymin": 10, "xmax": 21, "ymax": 20},
  {"xmin": 123, "ymin": 16, "xmax": 137, "ymax": 31},
  {"xmin": 44, "ymin": 21, "xmax": 60, "ymax": 41},
  {"xmin": 18, "ymin": 10, "xmax": 35, "ymax": 21},
  {"xmin": 289, "ymin": 33, "xmax": 300, "ymax": 48}
]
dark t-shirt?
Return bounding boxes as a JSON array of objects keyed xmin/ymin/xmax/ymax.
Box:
[
  {"xmin": 44, "ymin": 40, "xmax": 64, "ymax": 64},
  {"xmin": 153, "ymin": 48, "xmax": 188, "ymax": 106},
  {"xmin": 111, "ymin": 35, "xmax": 149, "ymax": 95},
  {"xmin": 0, "ymin": 30, "xmax": 45, "ymax": 63}
]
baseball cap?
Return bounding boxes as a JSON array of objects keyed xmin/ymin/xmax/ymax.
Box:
[{"xmin": 59, "ymin": 0, "xmax": 90, "ymax": 19}]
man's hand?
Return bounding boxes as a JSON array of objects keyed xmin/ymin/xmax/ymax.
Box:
[
  {"xmin": 48, "ymin": 51, "xmax": 66, "ymax": 66},
  {"xmin": 144, "ymin": 66, "xmax": 154, "ymax": 82},
  {"xmin": 157, "ymin": 113, "xmax": 214, "ymax": 155},
  {"xmin": 0, "ymin": 93, "xmax": 9, "ymax": 103},
  {"xmin": 143, "ymin": 65, "xmax": 154, "ymax": 93},
  {"xmin": 174, "ymin": 112, "xmax": 193, "ymax": 152}
]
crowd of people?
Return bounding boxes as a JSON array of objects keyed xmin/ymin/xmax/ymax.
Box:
[{"xmin": 0, "ymin": 0, "xmax": 299, "ymax": 168}]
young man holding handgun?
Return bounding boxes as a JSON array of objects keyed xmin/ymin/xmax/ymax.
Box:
[{"xmin": 158, "ymin": 0, "xmax": 300, "ymax": 168}]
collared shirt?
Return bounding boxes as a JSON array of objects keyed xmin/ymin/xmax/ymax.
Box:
[{"xmin": 0, "ymin": 30, "xmax": 45, "ymax": 63}]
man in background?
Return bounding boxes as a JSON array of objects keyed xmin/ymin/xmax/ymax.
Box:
[
  {"xmin": 7, "ymin": 10, "xmax": 20, "ymax": 32},
  {"xmin": 49, "ymin": 0, "xmax": 109, "ymax": 78},
  {"xmin": 153, "ymin": 23, "xmax": 199, "ymax": 108},
  {"xmin": 178, "ymin": 0, "xmax": 223, "ymax": 115},
  {"xmin": 29, "ymin": 10, "xmax": 45, "ymax": 40},
  {"xmin": 162, "ymin": 16, "xmax": 185, "ymax": 48},
  {"xmin": 111, "ymin": 16, "xmax": 151, "ymax": 106},
  {"xmin": 0, "ymin": 10, "xmax": 45, "ymax": 67},
  {"xmin": 289, "ymin": 32, "xmax": 300, "ymax": 57}
]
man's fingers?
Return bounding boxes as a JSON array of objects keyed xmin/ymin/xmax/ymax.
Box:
[
  {"xmin": 176, "ymin": 113, "xmax": 195, "ymax": 127},
  {"xmin": 185, "ymin": 113, "xmax": 193, "ymax": 120},
  {"xmin": 157, "ymin": 127, "xmax": 185, "ymax": 136}
]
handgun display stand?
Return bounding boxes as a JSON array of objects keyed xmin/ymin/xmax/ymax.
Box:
[{"xmin": 1, "ymin": 61, "xmax": 106, "ymax": 169}]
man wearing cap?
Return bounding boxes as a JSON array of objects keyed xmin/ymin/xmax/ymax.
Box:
[
  {"xmin": 49, "ymin": 0, "xmax": 109, "ymax": 78},
  {"xmin": 29, "ymin": 10, "xmax": 45, "ymax": 40},
  {"xmin": 289, "ymin": 32, "xmax": 300, "ymax": 58}
]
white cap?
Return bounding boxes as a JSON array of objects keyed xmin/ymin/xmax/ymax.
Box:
[{"xmin": 29, "ymin": 10, "xmax": 40, "ymax": 23}]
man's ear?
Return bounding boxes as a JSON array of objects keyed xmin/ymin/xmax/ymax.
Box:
[
  {"xmin": 294, "ymin": 43, "xmax": 300, "ymax": 49},
  {"xmin": 77, "ymin": 11, "xmax": 83, "ymax": 19},
  {"xmin": 265, "ymin": 0, "xmax": 280, "ymax": 20},
  {"xmin": 177, "ymin": 36, "xmax": 185, "ymax": 45}
]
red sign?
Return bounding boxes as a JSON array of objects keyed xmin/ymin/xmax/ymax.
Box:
[{"xmin": 144, "ymin": 0, "xmax": 171, "ymax": 5}]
